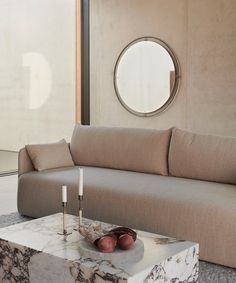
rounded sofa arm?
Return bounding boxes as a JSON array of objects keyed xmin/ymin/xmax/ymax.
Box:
[{"xmin": 18, "ymin": 148, "xmax": 34, "ymax": 176}]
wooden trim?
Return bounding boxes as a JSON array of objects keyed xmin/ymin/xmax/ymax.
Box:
[
  {"xmin": 75, "ymin": 0, "xmax": 81, "ymax": 124},
  {"xmin": 76, "ymin": 0, "xmax": 90, "ymax": 125},
  {"xmin": 81, "ymin": 0, "xmax": 90, "ymax": 125}
]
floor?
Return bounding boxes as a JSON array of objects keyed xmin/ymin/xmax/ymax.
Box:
[{"xmin": 0, "ymin": 175, "xmax": 18, "ymax": 215}]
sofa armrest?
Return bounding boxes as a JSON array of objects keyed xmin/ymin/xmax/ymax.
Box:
[{"xmin": 18, "ymin": 148, "xmax": 34, "ymax": 176}]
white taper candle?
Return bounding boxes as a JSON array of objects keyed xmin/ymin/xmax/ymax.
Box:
[
  {"xmin": 62, "ymin": 185, "xmax": 67, "ymax": 203},
  {"xmin": 79, "ymin": 168, "xmax": 83, "ymax": 196}
]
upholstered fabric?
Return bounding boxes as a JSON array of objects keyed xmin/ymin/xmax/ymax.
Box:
[
  {"xmin": 17, "ymin": 126, "xmax": 236, "ymax": 269},
  {"xmin": 70, "ymin": 125, "xmax": 171, "ymax": 175},
  {"xmin": 169, "ymin": 128, "xmax": 236, "ymax": 184},
  {"xmin": 18, "ymin": 166, "xmax": 236, "ymax": 268},
  {"xmin": 18, "ymin": 148, "xmax": 34, "ymax": 176},
  {"xmin": 26, "ymin": 140, "xmax": 74, "ymax": 171}
]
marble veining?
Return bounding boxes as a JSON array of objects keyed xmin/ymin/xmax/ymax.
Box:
[
  {"xmin": 144, "ymin": 246, "xmax": 199, "ymax": 283},
  {"xmin": 0, "ymin": 213, "xmax": 199, "ymax": 282},
  {"xmin": 0, "ymin": 239, "xmax": 40, "ymax": 283}
]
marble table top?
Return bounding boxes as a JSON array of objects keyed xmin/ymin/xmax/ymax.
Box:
[{"xmin": 0, "ymin": 213, "xmax": 199, "ymax": 282}]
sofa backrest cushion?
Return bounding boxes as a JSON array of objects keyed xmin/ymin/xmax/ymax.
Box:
[
  {"xmin": 70, "ymin": 125, "xmax": 171, "ymax": 175},
  {"xmin": 26, "ymin": 139, "xmax": 74, "ymax": 171},
  {"xmin": 169, "ymin": 128, "xmax": 236, "ymax": 184}
]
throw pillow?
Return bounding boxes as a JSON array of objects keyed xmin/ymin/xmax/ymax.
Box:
[{"xmin": 26, "ymin": 139, "xmax": 74, "ymax": 171}]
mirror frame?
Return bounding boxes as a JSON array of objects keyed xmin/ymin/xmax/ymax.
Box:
[{"xmin": 114, "ymin": 37, "xmax": 181, "ymax": 117}]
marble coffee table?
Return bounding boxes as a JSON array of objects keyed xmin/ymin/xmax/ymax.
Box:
[{"xmin": 0, "ymin": 213, "xmax": 199, "ymax": 282}]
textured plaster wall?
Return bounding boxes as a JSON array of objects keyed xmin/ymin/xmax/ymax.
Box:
[
  {"xmin": 90, "ymin": 0, "xmax": 236, "ymax": 137},
  {"xmin": 0, "ymin": 0, "xmax": 76, "ymax": 151},
  {"xmin": 187, "ymin": 0, "xmax": 236, "ymax": 136}
]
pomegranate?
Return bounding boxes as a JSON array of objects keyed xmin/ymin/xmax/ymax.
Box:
[
  {"xmin": 97, "ymin": 235, "xmax": 116, "ymax": 253},
  {"xmin": 118, "ymin": 234, "xmax": 134, "ymax": 250}
]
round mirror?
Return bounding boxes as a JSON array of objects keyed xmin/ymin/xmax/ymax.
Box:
[{"xmin": 114, "ymin": 37, "xmax": 180, "ymax": 116}]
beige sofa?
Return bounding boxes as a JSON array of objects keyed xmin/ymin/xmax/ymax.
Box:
[{"xmin": 18, "ymin": 125, "xmax": 236, "ymax": 268}]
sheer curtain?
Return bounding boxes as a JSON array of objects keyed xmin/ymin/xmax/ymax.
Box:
[{"xmin": 0, "ymin": 0, "xmax": 76, "ymax": 152}]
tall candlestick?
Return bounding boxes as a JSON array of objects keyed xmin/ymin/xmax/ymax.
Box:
[
  {"xmin": 74, "ymin": 194, "xmax": 83, "ymax": 232},
  {"xmin": 79, "ymin": 199, "xmax": 83, "ymax": 227},
  {"xmin": 62, "ymin": 185, "xmax": 67, "ymax": 203},
  {"xmin": 79, "ymin": 168, "xmax": 83, "ymax": 196}
]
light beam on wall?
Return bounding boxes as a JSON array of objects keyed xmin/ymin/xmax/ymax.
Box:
[{"xmin": 23, "ymin": 52, "xmax": 52, "ymax": 109}]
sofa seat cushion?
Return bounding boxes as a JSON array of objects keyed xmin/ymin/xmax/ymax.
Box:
[
  {"xmin": 169, "ymin": 128, "xmax": 236, "ymax": 184},
  {"xmin": 70, "ymin": 125, "xmax": 171, "ymax": 175},
  {"xmin": 18, "ymin": 166, "xmax": 236, "ymax": 268}
]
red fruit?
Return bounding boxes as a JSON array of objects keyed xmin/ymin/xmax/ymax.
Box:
[
  {"xmin": 97, "ymin": 236, "xmax": 116, "ymax": 253},
  {"xmin": 118, "ymin": 234, "xmax": 134, "ymax": 250},
  {"xmin": 107, "ymin": 232, "xmax": 118, "ymax": 242},
  {"xmin": 109, "ymin": 227, "xmax": 137, "ymax": 241}
]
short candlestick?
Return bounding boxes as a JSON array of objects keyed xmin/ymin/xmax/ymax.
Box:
[{"xmin": 58, "ymin": 202, "xmax": 72, "ymax": 239}]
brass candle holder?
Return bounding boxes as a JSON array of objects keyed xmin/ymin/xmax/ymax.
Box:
[
  {"xmin": 74, "ymin": 195, "xmax": 83, "ymax": 232},
  {"xmin": 58, "ymin": 202, "xmax": 72, "ymax": 238},
  {"xmin": 78, "ymin": 195, "xmax": 83, "ymax": 229}
]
